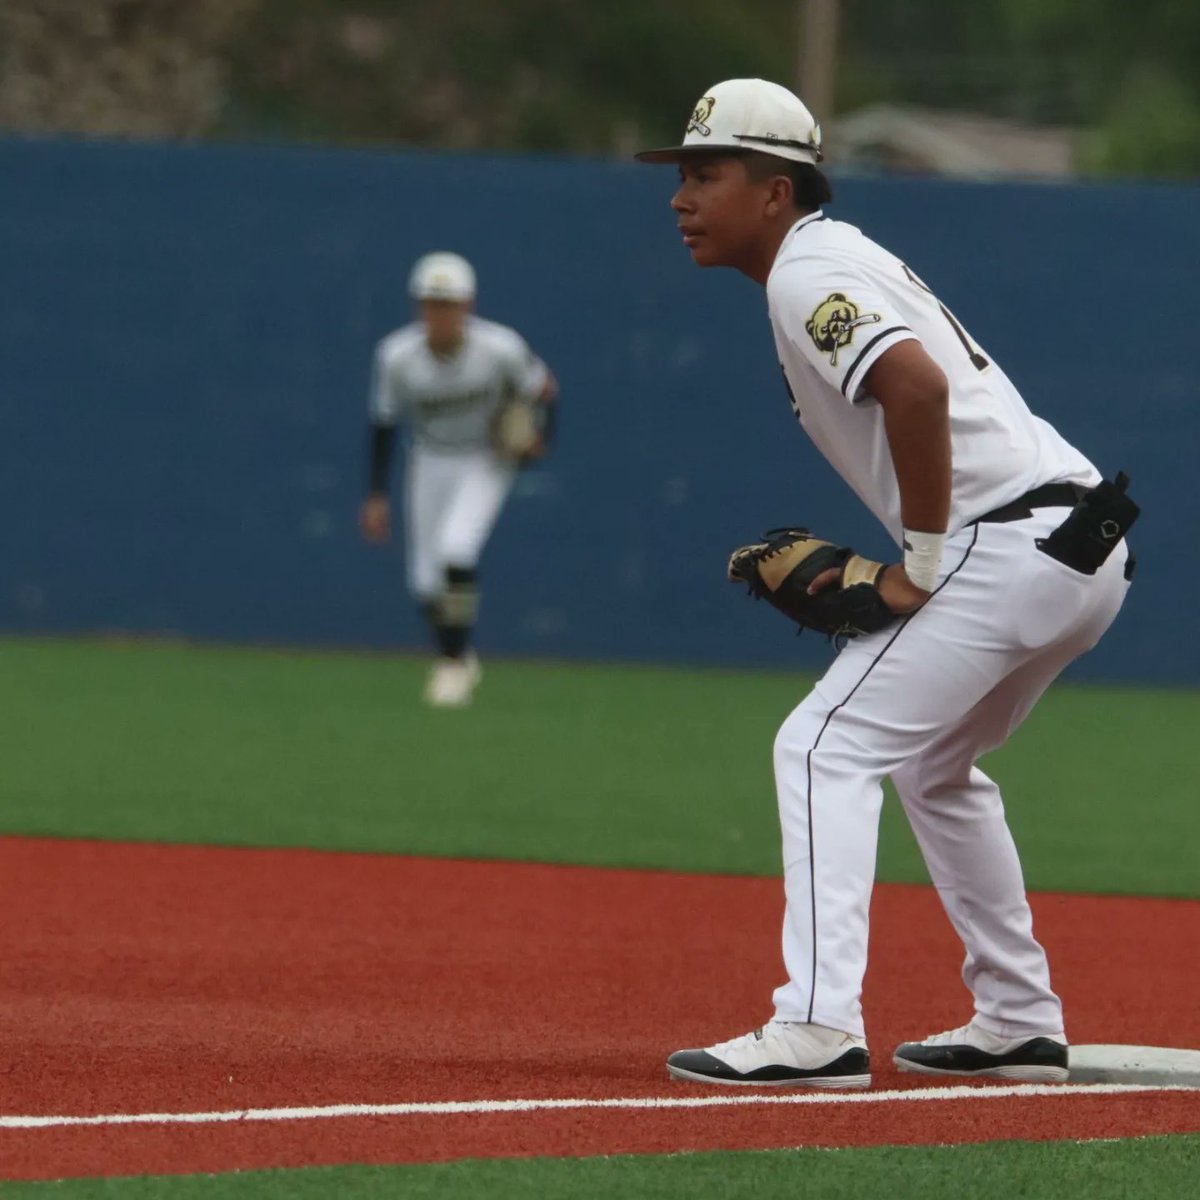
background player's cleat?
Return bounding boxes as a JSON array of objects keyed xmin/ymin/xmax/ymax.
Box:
[
  {"xmin": 666, "ymin": 1021, "xmax": 870, "ymax": 1088},
  {"xmin": 893, "ymin": 1023, "xmax": 1068, "ymax": 1082},
  {"xmin": 423, "ymin": 653, "xmax": 481, "ymax": 708}
]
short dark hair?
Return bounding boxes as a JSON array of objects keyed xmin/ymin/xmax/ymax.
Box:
[{"xmin": 739, "ymin": 151, "xmax": 833, "ymax": 210}]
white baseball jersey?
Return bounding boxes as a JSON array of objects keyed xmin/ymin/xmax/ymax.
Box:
[
  {"xmin": 370, "ymin": 316, "xmax": 549, "ymax": 452},
  {"xmin": 768, "ymin": 211, "xmax": 1099, "ymax": 542}
]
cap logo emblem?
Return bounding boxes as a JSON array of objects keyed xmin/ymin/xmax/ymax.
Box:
[{"xmin": 687, "ymin": 96, "xmax": 716, "ymax": 137}]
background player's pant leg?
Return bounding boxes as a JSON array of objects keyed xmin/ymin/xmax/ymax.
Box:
[
  {"xmin": 769, "ymin": 516, "xmax": 1129, "ymax": 1038},
  {"xmin": 404, "ymin": 448, "xmax": 462, "ymax": 602},
  {"xmin": 435, "ymin": 451, "xmax": 516, "ymax": 570}
]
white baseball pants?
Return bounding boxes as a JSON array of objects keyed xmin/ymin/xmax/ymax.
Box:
[
  {"xmin": 770, "ymin": 506, "xmax": 1130, "ymax": 1039},
  {"xmin": 404, "ymin": 447, "xmax": 515, "ymax": 600}
]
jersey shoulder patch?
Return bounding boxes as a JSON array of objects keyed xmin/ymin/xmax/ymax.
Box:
[{"xmin": 804, "ymin": 293, "xmax": 882, "ymax": 368}]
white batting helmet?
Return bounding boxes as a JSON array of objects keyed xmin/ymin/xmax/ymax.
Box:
[{"xmin": 408, "ymin": 251, "xmax": 476, "ymax": 302}]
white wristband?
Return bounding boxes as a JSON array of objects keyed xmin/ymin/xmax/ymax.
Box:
[{"xmin": 903, "ymin": 530, "xmax": 946, "ymax": 593}]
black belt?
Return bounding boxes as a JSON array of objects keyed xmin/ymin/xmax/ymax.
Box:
[{"xmin": 972, "ymin": 482, "xmax": 1088, "ymax": 525}]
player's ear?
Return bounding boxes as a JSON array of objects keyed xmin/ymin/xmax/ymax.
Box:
[{"xmin": 763, "ymin": 172, "xmax": 793, "ymax": 217}]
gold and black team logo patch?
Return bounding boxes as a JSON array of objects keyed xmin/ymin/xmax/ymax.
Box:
[
  {"xmin": 687, "ymin": 96, "xmax": 716, "ymax": 137},
  {"xmin": 806, "ymin": 294, "xmax": 882, "ymax": 368}
]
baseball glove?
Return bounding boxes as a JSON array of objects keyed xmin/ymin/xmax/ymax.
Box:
[
  {"xmin": 728, "ymin": 527, "xmax": 897, "ymax": 639},
  {"xmin": 490, "ymin": 398, "xmax": 545, "ymax": 463}
]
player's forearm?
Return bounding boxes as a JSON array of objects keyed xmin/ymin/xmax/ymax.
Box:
[
  {"xmin": 883, "ymin": 387, "xmax": 952, "ymax": 535},
  {"xmin": 366, "ymin": 423, "xmax": 397, "ymax": 495},
  {"xmin": 865, "ymin": 341, "xmax": 951, "ymax": 537}
]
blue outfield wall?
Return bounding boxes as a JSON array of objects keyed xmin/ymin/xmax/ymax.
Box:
[{"xmin": 0, "ymin": 135, "xmax": 1195, "ymax": 683}]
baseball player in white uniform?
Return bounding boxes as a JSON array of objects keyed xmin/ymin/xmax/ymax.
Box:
[
  {"xmin": 637, "ymin": 80, "xmax": 1136, "ymax": 1087},
  {"xmin": 360, "ymin": 252, "xmax": 556, "ymax": 707}
]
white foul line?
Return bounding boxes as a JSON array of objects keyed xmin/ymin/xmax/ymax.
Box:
[{"xmin": 0, "ymin": 1083, "xmax": 1188, "ymax": 1131}]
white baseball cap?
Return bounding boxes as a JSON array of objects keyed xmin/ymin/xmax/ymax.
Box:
[
  {"xmin": 636, "ymin": 78, "xmax": 823, "ymax": 166},
  {"xmin": 409, "ymin": 251, "xmax": 476, "ymax": 302}
]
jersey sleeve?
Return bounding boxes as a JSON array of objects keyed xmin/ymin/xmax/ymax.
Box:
[
  {"xmin": 769, "ymin": 257, "xmax": 918, "ymax": 402},
  {"xmin": 368, "ymin": 340, "xmax": 404, "ymax": 425}
]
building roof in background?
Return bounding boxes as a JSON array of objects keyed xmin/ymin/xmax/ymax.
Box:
[{"xmin": 831, "ymin": 104, "xmax": 1077, "ymax": 180}]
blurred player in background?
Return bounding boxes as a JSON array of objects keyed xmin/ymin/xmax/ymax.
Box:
[{"xmin": 360, "ymin": 252, "xmax": 557, "ymax": 707}]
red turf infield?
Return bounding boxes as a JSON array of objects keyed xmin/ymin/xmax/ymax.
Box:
[{"xmin": 1, "ymin": 837, "xmax": 1197, "ymax": 1180}]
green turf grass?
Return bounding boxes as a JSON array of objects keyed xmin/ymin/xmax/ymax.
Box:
[
  {"xmin": 3, "ymin": 1135, "xmax": 1198, "ymax": 1198},
  {"xmin": 1, "ymin": 637, "xmax": 1196, "ymax": 897}
]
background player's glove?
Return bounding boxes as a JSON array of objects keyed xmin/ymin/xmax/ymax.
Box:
[
  {"xmin": 490, "ymin": 398, "xmax": 546, "ymax": 464},
  {"xmin": 728, "ymin": 528, "xmax": 897, "ymax": 639}
]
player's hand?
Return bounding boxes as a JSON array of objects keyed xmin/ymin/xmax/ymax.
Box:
[
  {"xmin": 521, "ymin": 434, "xmax": 548, "ymax": 461},
  {"xmin": 804, "ymin": 561, "xmax": 930, "ymax": 615},
  {"xmin": 878, "ymin": 564, "xmax": 932, "ymax": 614},
  {"xmin": 359, "ymin": 495, "xmax": 391, "ymax": 543}
]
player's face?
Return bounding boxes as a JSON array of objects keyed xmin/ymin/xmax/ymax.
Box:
[
  {"xmin": 420, "ymin": 299, "xmax": 470, "ymax": 351},
  {"xmin": 670, "ymin": 156, "xmax": 769, "ymax": 269}
]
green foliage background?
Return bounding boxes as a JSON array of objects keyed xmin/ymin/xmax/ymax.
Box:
[
  {"xmin": 2, "ymin": 0, "xmax": 1198, "ymax": 176},
  {"xmin": 215, "ymin": 0, "xmax": 1200, "ymax": 176}
]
